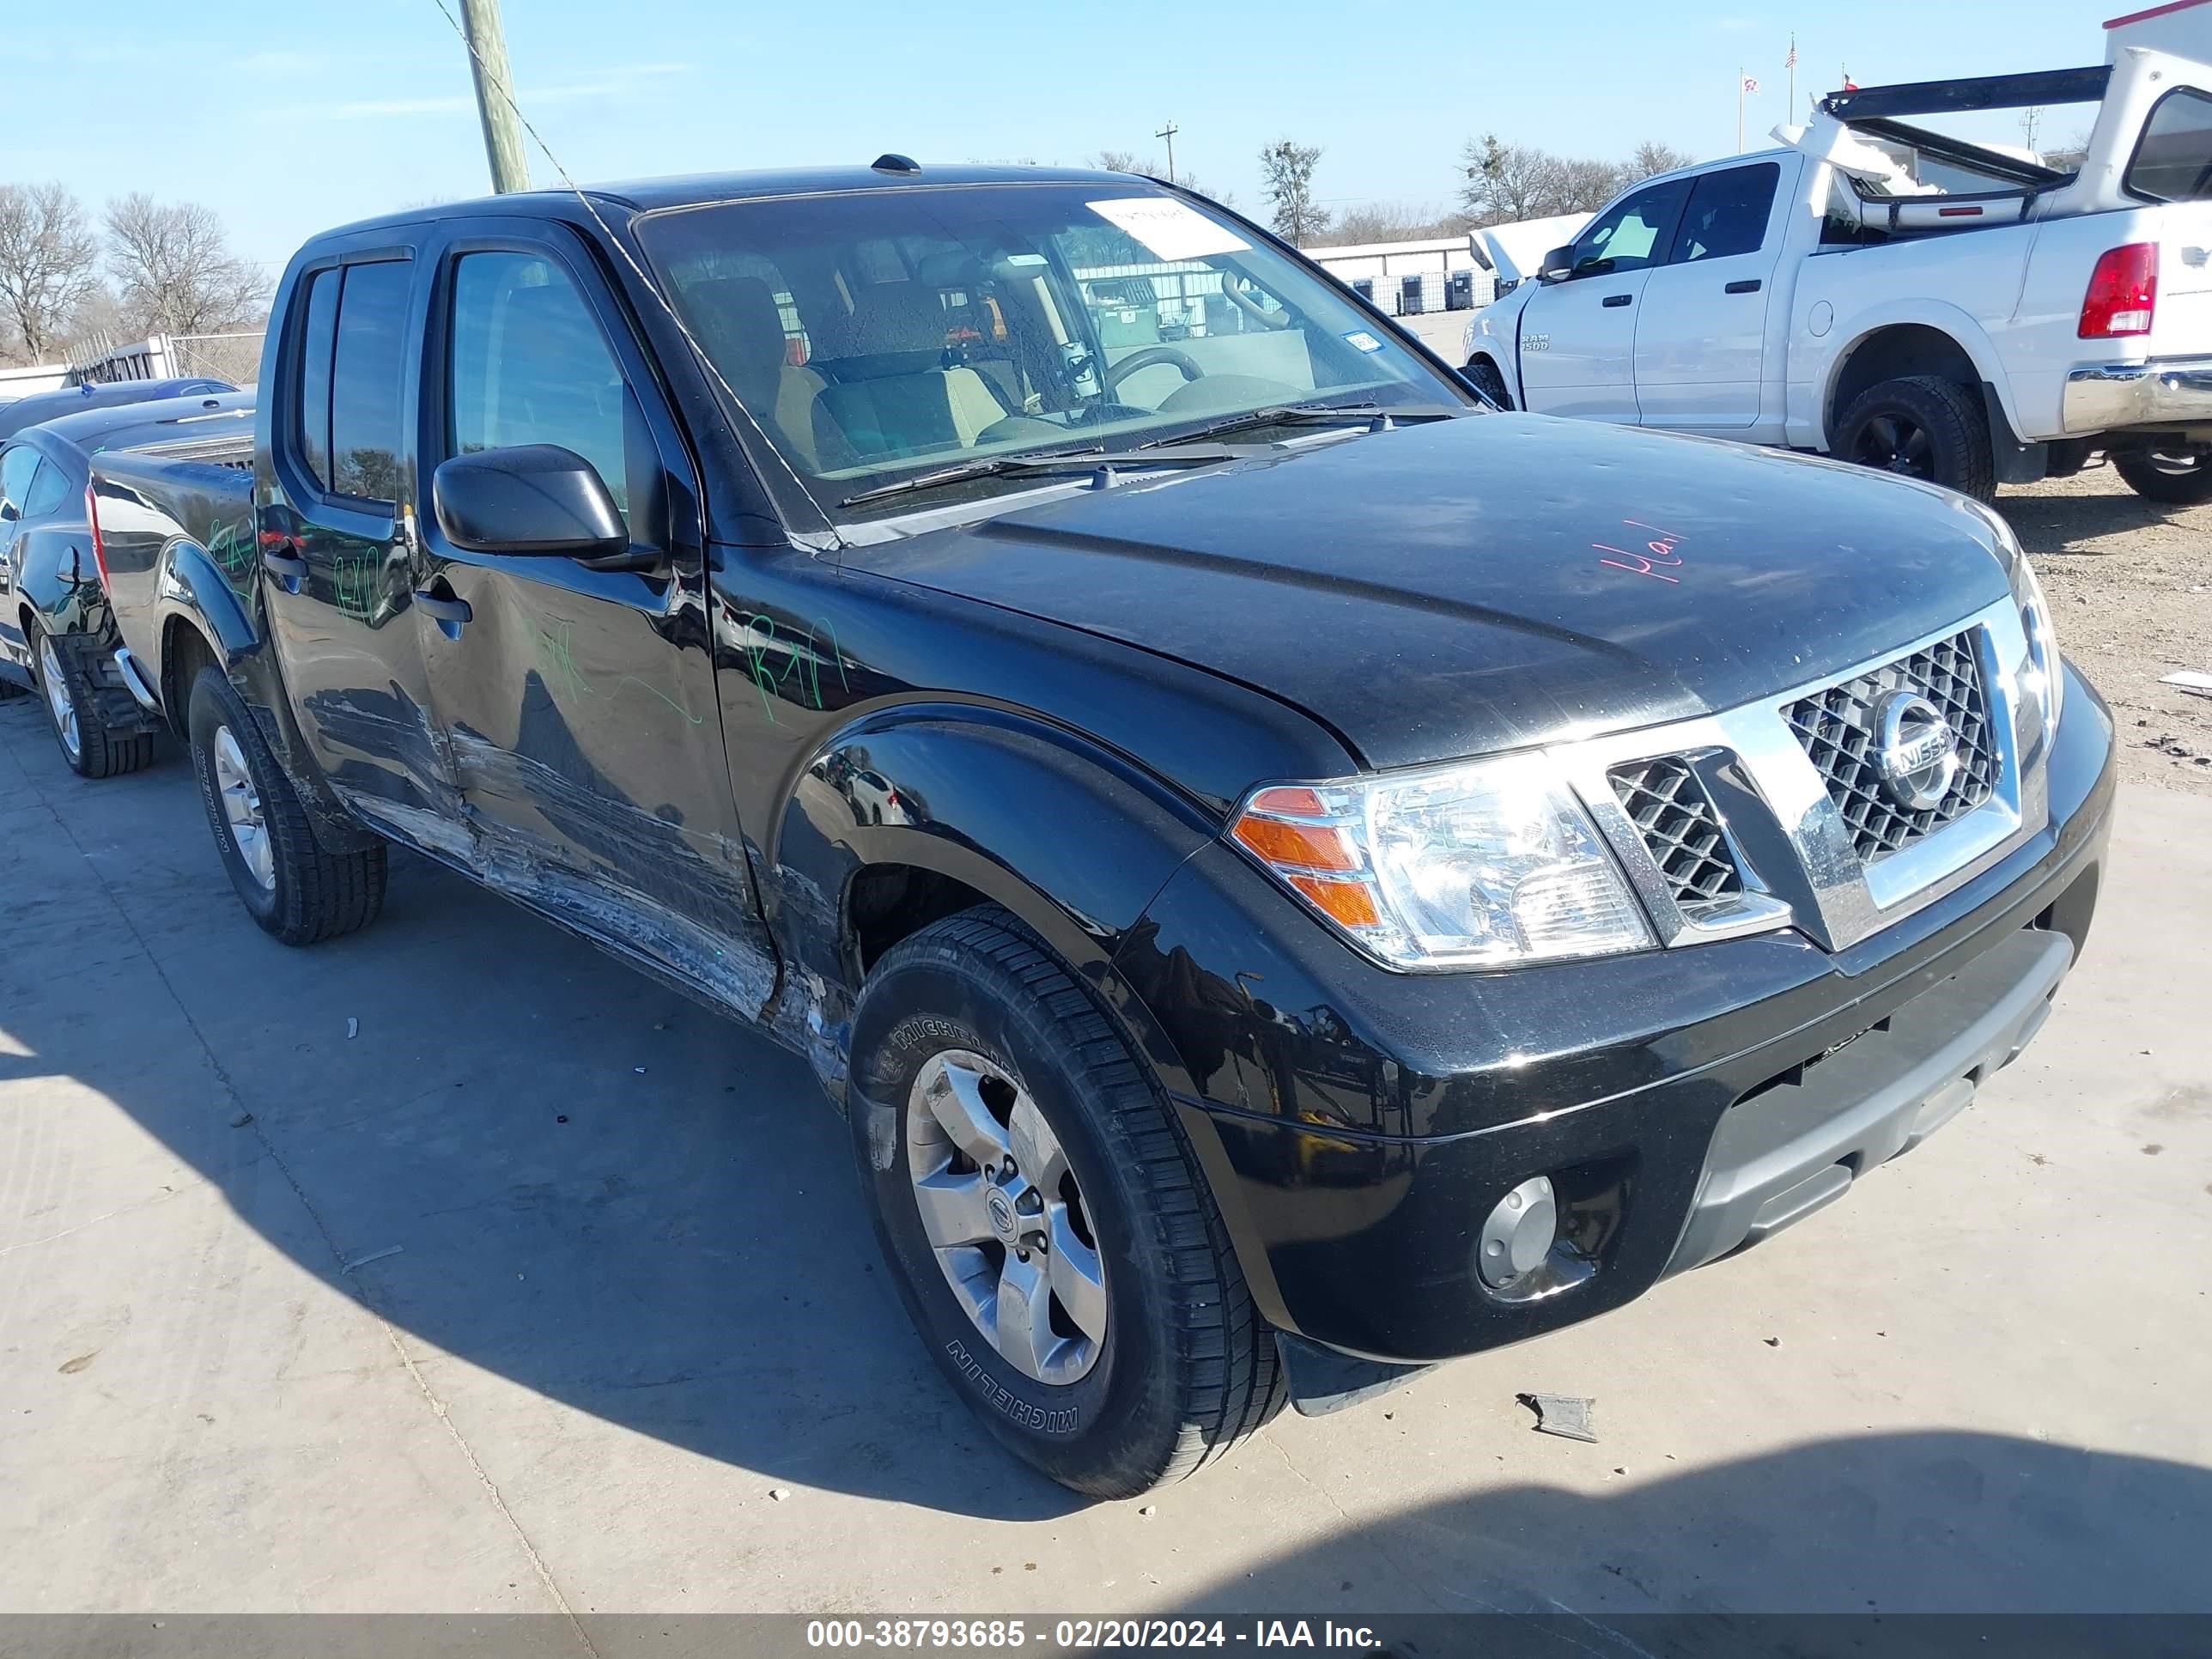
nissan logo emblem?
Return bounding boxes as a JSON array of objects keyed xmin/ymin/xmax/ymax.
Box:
[{"xmin": 1873, "ymin": 690, "xmax": 1960, "ymax": 811}]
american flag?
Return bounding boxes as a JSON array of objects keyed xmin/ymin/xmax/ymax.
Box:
[{"xmin": 1784, "ymin": 40, "xmax": 1797, "ymax": 70}]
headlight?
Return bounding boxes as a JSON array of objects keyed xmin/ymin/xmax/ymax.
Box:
[
  {"xmin": 2013, "ymin": 550, "xmax": 2063, "ymax": 747},
  {"xmin": 1970, "ymin": 499, "xmax": 2063, "ymax": 748},
  {"xmin": 1230, "ymin": 755, "xmax": 1653, "ymax": 969}
]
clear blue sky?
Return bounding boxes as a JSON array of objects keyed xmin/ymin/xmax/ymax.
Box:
[{"xmin": 15, "ymin": 0, "xmax": 2120, "ymax": 273}]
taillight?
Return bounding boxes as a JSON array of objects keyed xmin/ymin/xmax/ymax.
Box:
[
  {"xmin": 2079, "ymin": 243, "xmax": 2158, "ymax": 338},
  {"xmin": 82, "ymin": 483, "xmax": 111, "ymax": 590}
]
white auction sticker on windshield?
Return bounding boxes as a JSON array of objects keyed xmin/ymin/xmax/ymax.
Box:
[{"xmin": 1088, "ymin": 198, "xmax": 1251, "ymax": 262}]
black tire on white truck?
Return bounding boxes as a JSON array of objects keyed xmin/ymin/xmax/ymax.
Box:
[
  {"xmin": 2112, "ymin": 450, "xmax": 2212, "ymax": 506},
  {"xmin": 1833, "ymin": 375, "xmax": 1997, "ymax": 504}
]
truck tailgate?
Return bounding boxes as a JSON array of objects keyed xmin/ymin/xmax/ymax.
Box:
[{"xmin": 2151, "ymin": 204, "xmax": 2212, "ymax": 352}]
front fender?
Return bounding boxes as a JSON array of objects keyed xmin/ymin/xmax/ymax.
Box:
[{"xmin": 766, "ymin": 702, "xmax": 1219, "ymax": 1091}]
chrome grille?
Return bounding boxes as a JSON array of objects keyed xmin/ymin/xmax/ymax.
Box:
[
  {"xmin": 1607, "ymin": 757, "xmax": 1743, "ymax": 903},
  {"xmin": 1784, "ymin": 629, "xmax": 1996, "ymax": 863}
]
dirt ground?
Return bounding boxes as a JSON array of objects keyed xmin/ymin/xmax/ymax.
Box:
[{"xmin": 1971, "ymin": 471, "xmax": 2204, "ymax": 796}]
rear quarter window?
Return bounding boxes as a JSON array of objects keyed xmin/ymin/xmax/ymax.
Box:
[{"xmin": 2126, "ymin": 87, "xmax": 2212, "ymax": 203}]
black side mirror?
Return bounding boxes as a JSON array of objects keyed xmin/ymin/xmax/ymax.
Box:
[
  {"xmin": 431, "ymin": 445, "xmax": 629, "ymax": 558},
  {"xmin": 1539, "ymin": 245, "xmax": 1577, "ymax": 283}
]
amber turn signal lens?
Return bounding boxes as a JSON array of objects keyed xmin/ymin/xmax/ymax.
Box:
[
  {"xmin": 1231, "ymin": 814, "xmax": 1358, "ymax": 872},
  {"xmin": 1286, "ymin": 873, "xmax": 1381, "ymax": 929}
]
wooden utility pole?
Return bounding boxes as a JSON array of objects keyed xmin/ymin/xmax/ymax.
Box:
[
  {"xmin": 1154, "ymin": 120, "xmax": 1179, "ymax": 185},
  {"xmin": 460, "ymin": 0, "xmax": 532, "ymax": 193}
]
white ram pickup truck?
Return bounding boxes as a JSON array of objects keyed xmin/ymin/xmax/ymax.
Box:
[{"xmin": 1462, "ymin": 48, "xmax": 2212, "ymax": 502}]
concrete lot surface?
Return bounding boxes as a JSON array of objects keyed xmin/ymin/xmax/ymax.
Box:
[{"xmin": 3, "ymin": 659, "xmax": 2209, "ymax": 1624}]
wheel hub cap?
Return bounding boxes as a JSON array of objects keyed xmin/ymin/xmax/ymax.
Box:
[
  {"xmin": 38, "ymin": 637, "xmax": 78, "ymax": 759},
  {"xmin": 211, "ymin": 725, "xmax": 275, "ymax": 892},
  {"xmin": 906, "ymin": 1049, "xmax": 1107, "ymax": 1385}
]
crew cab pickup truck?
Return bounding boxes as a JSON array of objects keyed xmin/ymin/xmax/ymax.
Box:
[
  {"xmin": 88, "ymin": 161, "xmax": 2113, "ymax": 1496},
  {"xmin": 1464, "ymin": 50, "xmax": 2212, "ymax": 503}
]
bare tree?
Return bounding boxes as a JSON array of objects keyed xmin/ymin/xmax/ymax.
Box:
[
  {"xmin": 1330, "ymin": 202, "xmax": 1467, "ymax": 245},
  {"xmin": 1553, "ymin": 156, "xmax": 1632, "ymax": 213},
  {"xmin": 0, "ymin": 183, "xmax": 103, "ymax": 364},
  {"xmin": 1460, "ymin": 137, "xmax": 1699, "ymax": 226},
  {"xmin": 1091, "ymin": 151, "xmax": 1232, "ymax": 205},
  {"xmin": 103, "ymin": 193, "xmax": 267, "ymax": 337},
  {"xmin": 1258, "ymin": 138, "xmax": 1330, "ymax": 246},
  {"xmin": 1629, "ymin": 141, "xmax": 1695, "ymax": 179},
  {"xmin": 1458, "ymin": 136, "xmax": 1561, "ymax": 226}
]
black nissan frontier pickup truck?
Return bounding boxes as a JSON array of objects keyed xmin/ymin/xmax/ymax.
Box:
[{"xmin": 79, "ymin": 161, "xmax": 2114, "ymax": 1496}]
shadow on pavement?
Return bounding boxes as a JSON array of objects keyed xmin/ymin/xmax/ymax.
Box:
[
  {"xmin": 1182, "ymin": 1429, "xmax": 2212, "ymax": 1621},
  {"xmin": 0, "ymin": 699, "xmax": 1082, "ymax": 1523},
  {"xmin": 1998, "ymin": 484, "xmax": 2176, "ymax": 557}
]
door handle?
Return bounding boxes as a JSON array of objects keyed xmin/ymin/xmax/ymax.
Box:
[
  {"xmin": 1601, "ymin": 293, "xmax": 1633, "ymax": 307},
  {"xmin": 412, "ymin": 588, "xmax": 472, "ymax": 639},
  {"xmin": 1725, "ymin": 278, "xmax": 1764, "ymax": 294},
  {"xmin": 262, "ymin": 548, "xmax": 308, "ymax": 592}
]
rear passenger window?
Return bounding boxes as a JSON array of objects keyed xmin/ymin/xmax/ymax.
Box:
[
  {"xmin": 2126, "ymin": 87, "xmax": 2212, "ymax": 203},
  {"xmin": 0, "ymin": 446, "xmax": 38, "ymax": 520},
  {"xmin": 1670, "ymin": 163, "xmax": 1779, "ymax": 263},
  {"xmin": 445, "ymin": 252, "xmax": 630, "ymax": 520},
  {"xmin": 328, "ymin": 260, "xmax": 413, "ymax": 504},
  {"xmin": 295, "ymin": 269, "xmax": 340, "ymax": 489},
  {"xmin": 22, "ymin": 459, "xmax": 71, "ymax": 517}
]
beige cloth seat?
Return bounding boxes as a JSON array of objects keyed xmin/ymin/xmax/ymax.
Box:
[{"xmin": 680, "ymin": 275, "xmax": 833, "ymax": 471}]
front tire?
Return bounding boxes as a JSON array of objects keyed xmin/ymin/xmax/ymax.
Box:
[
  {"xmin": 2113, "ymin": 448, "xmax": 2212, "ymax": 505},
  {"xmin": 31, "ymin": 625, "xmax": 154, "ymax": 779},
  {"xmin": 186, "ymin": 665, "xmax": 387, "ymax": 945},
  {"xmin": 1465, "ymin": 357, "xmax": 1513, "ymax": 410},
  {"xmin": 1834, "ymin": 374, "xmax": 1996, "ymax": 502},
  {"xmin": 848, "ymin": 906, "xmax": 1283, "ymax": 1497}
]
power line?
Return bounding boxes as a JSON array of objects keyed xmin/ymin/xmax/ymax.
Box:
[{"xmin": 421, "ymin": 0, "xmax": 822, "ymax": 507}]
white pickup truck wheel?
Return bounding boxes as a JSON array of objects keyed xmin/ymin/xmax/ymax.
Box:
[
  {"xmin": 2112, "ymin": 451, "xmax": 2212, "ymax": 506},
  {"xmin": 1834, "ymin": 376, "xmax": 1996, "ymax": 504}
]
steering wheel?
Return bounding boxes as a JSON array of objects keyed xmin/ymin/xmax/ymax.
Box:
[
  {"xmin": 1222, "ymin": 275, "xmax": 1294, "ymax": 330},
  {"xmin": 1103, "ymin": 345, "xmax": 1204, "ymax": 393}
]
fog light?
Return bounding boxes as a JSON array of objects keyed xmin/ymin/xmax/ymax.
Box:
[{"xmin": 1478, "ymin": 1176, "xmax": 1558, "ymax": 1289}]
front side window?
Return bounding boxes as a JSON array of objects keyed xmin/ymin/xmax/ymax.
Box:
[
  {"xmin": 446, "ymin": 252, "xmax": 629, "ymax": 520},
  {"xmin": 1571, "ymin": 180, "xmax": 1692, "ymax": 276},
  {"xmin": 1669, "ymin": 163, "xmax": 1779, "ymax": 262},
  {"xmin": 2127, "ymin": 87, "xmax": 2212, "ymax": 203},
  {"xmin": 328, "ymin": 260, "xmax": 413, "ymax": 504},
  {"xmin": 638, "ymin": 184, "xmax": 1461, "ymax": 520}
]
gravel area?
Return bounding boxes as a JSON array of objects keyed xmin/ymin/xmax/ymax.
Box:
[{"xmin": 1998, "ymin": 468, "xmax": 2212, "ymax": 798}]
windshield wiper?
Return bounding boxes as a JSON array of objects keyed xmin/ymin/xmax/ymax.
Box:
[
  {"xmin": 1135, "ymin": 402, "xmax": 1468, "ymax": 449},
  {"xmin": 836, "ymin": 444, "xmax": 1260, "ymax": 508}
]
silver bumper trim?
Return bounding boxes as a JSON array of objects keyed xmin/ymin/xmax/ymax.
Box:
[{"xmin": 2062, "ymin": 356, "xmax": 2212, "ymax": 433}]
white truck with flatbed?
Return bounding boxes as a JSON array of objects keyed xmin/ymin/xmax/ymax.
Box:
[{"xmin": 1462, "ymin": 48, "xmax": 2212, "ymax": 502}]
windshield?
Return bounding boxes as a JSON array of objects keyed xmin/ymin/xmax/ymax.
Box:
[{"xmin": 635, "ymin": 181, "xmax": 1464, "ymax": 521}]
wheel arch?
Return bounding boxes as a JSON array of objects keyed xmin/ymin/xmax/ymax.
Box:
[
  {"xmin": 766, "ymin": 702, "xmax": 1219, "ymax": 1085},
  {"xmin": 1818, "ymin": 309, "xmax": 2017, "ymax": 448}
]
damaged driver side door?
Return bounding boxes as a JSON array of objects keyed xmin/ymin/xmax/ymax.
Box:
[{"xmin": 410, "ymin": 222, "xmax": 775, "ymax": 1018}]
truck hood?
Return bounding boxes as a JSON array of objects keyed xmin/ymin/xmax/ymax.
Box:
[{"xmin": 845, "ymin": 415, "xmax": 2015, "ymax": 772}]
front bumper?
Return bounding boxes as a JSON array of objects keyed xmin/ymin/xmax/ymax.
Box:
[
  {"xmin": 1111, "ymin": 668, "xmax": 2114, "ymax": 1370},
  {"xmin": 2061, "ymin": 356, "xmax": 2212, "ymax": 433}
]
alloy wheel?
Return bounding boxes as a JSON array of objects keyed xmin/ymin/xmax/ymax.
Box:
[
  {"xmin": 905, "ymin": 1048, "xmax": 1108, "ymax": 1384},
  {"xmin": 1851, "ymin": 413, "xmax": 1934, "ymax": 480},
  {"xmin": 211, "ymin": 725, "xmax": 275, "ymax": 891},
  {"xmin": 37, "ymin": 635, "xmax": 80, "ymax": 760}
]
